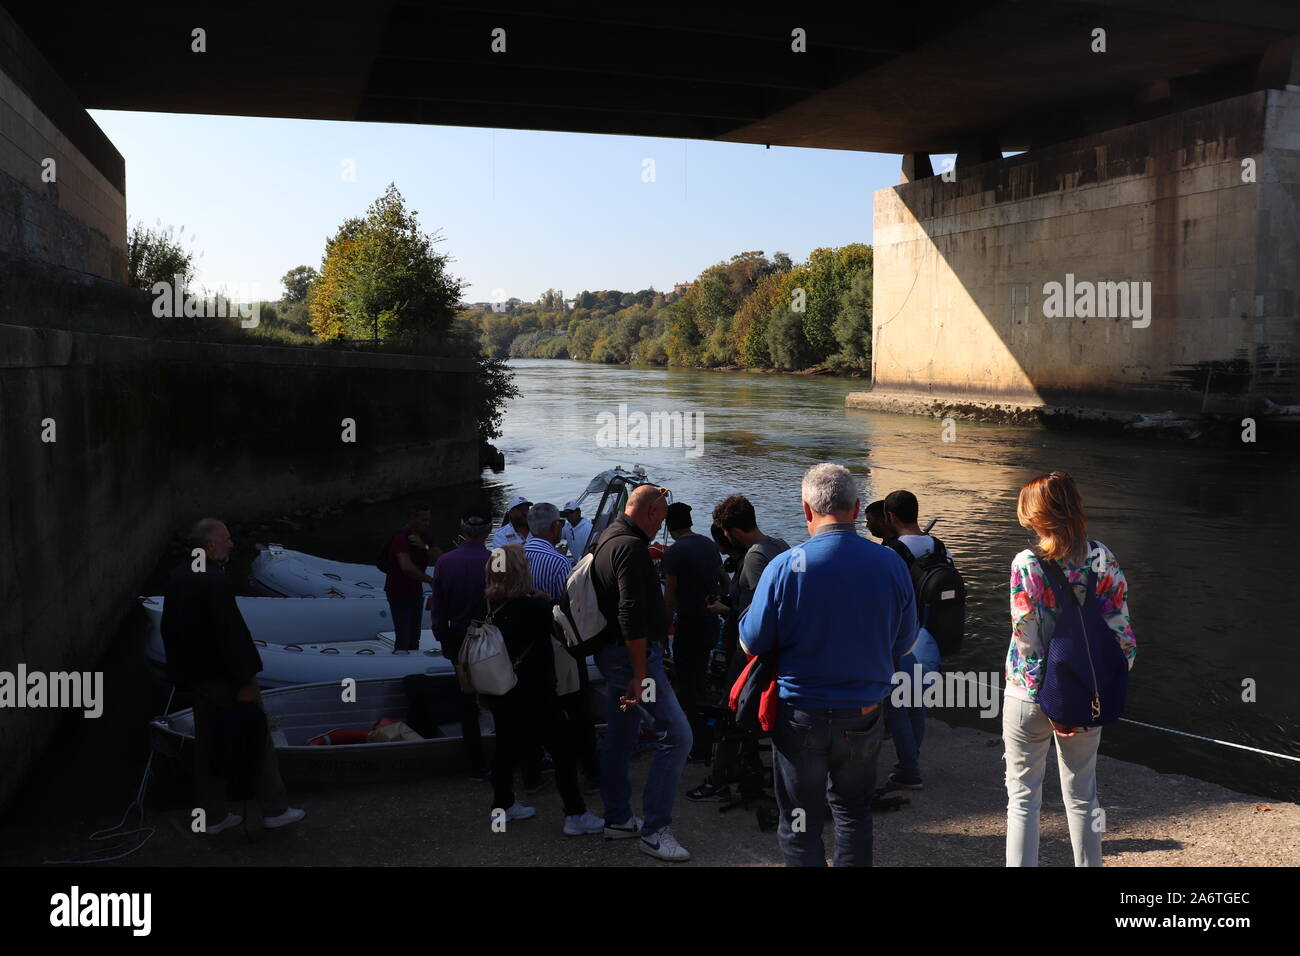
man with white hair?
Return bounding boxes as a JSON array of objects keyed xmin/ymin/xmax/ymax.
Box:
[
  {"xmin": 738, "ymin": 463, "xmax": 916, "ymax": 867},
  {"xmin": 523, "ymin": 502, "xmax": 571, "ymax": 602},
  {"xmin": 161, "ymin": 518, "xmax": 306, "ymax": 835},
  {"xmin": 526, "ymin": 502, "xmax": 601, "ymax": 791}
]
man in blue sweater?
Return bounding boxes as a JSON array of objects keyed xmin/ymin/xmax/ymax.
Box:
[{"xmin": 739, "ymin": 463, "xmax": 916, "ymax": 866}]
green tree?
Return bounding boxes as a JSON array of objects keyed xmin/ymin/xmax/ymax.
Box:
[
  {"xmin": 310, "ymin": 184, "xmax": 463, "ymax": 344},
  {"xmin": 767, "ymin": 305, "xmax": 812, "ymax": 371},
  {"xmin": 828, "ymin": 257, "xmax": 873, "ymax": 374},
  {"xmin": 127, "ymin": 220, "xmax": 196, "ymax": 292},
  {"xmin": 280, "ymin": 265, "xmax": 319, "ymax": 303}
]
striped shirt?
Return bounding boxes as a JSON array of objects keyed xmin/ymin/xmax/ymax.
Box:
[{"xmin": 524, "ymin": 536, "xmax": 571, "ymax": 602}]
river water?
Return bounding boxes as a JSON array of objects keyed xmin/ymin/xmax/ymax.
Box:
[{"xmin": 255, "ymin": 358, "xmax": 1300, "ymax": 801}]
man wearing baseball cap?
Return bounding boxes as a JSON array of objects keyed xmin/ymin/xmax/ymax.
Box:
[
  {"xmin": 492, "ymin": 495, "xmax": 532, "ymax": 548},
  {"xmin": 560, "ymin": 500, "xmax": 593, "ymax": 562}
]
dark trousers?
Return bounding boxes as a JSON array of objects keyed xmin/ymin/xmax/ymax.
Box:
[
  {"xmin": 771, "ymin": 700, "xmax": 883, "ymax": 867},
  {"xmin": 388, "ymin": 593, "xmax": 424, "ymax": 651},
  {"xmin": 672, "ymin": 617, "xmax": 714, "ymax": 759},
  {"xmin": 487, "ymin": 688, "xmax": 585, "ymax": 816},
  {"xmin": 560, "ymin": 660, "xmax": 600, "ymax": 780},
  {"xmin": 191, "ymin": 681, "xmax": 289, "ymax": 828},
  {"xmin": 439, "ymin": 629, "xmax": 485, "ymax": 770}
]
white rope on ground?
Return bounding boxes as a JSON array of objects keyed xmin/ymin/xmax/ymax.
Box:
[
  {"xmin": 951, "ymin": 673, "xmax": 1300, "ymax": 763},
  {"xmin": 42, "ymin": 687, "xmax": 177, "ymax": 865}
]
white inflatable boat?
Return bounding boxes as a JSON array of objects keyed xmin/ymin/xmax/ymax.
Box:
[
  {"xmin": 250, "ymin": 543, "xmax": 431, "ymax": 602},
  {"xmin": 141, "ymin": 595, "xmax": 450, "ymax": 688}
]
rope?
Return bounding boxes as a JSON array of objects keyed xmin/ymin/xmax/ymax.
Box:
[
  {"xmin": 945, "ymin": 673, "xmax": 1300, "ymax": 763},
  {"xmin": 42, "ymin": 687, "xmax": 177, "ymax": 865}
]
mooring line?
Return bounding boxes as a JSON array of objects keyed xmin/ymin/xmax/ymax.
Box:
[{"xmin": 945, "ymin": 673, "xmax": 1300, "ymax": 763}]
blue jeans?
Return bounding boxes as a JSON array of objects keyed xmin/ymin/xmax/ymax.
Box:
[
  {"xmin": 387, "ymin": 593, "xmax": 424, "ymax": 651},
  {"xmin": 771, "ymin": 699, "xmax": 883, "ymax": 867},
  {"xmin": 595, "ymin": 642, "xmax": 692, "ymax": 835},
  {"xmin": 886, "ymin": 653, "xmax": 927, "ymax": 778}
]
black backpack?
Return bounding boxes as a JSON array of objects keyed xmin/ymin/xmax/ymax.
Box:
[{"xmin": 886, "ymin": 536, "xmax": 966, "ymax": 656}]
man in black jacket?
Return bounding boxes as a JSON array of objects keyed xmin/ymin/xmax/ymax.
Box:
[
  {"xmin": 589, "ymin": 485, "xmax": 692, "ymax": 861},
  {"xmin": 161, "ymin": 518, "xmax": 304, "ymax": 836}
]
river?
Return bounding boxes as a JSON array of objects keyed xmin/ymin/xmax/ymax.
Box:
[{"xmin": 249, "ymin": 358, "xmax": 1300, "ymax": 802}]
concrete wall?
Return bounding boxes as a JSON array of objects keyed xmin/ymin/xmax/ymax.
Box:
[
  {"xmin": 871, "ymin": 90, "xmax": 1300, "ymax": 415},
  {"xmin": 0, "ymin": 6, "xmax": 126, "ymax": 282},
  {"xmin": 0, "ymin": 324, "xmax": 479, "ymax": 809}
]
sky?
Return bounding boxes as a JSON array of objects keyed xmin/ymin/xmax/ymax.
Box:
[{"xmin": 89, "ymin": 109, "xmax": 911, "ymax": 304}]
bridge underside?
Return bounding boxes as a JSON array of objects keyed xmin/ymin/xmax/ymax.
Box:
[{"xmin": 3, "ymin": 0, "xmax": 1300, "ymax": 405}]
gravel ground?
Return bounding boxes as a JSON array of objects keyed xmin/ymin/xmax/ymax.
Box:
[{"xmin": 4, "ymin": 717, "xmax": 1294, "ymax": 867}]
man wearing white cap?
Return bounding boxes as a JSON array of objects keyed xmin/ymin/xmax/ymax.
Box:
[
  {"xmin": 561, "ymin": 500, "xmax": 593, "ymax": 563},
  {"xmin": 492, "ymin": 495, "xmax": 532, "ymax": 548}
]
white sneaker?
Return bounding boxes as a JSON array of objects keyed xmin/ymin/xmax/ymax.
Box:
[
  {"xmin": 639, "ymin": 826, "xmax": 691, "ymax": 861},
  {"xmin": 603, "ymin": 814, "xmax": 643, "ymax": 839},
  {"xmin": 263, "ymin": 807, "xmax": 306, "ymax": 829},
  {"xmin": 501, "ymin": 802, "xmax": 535, "ymax": 821},
  {"xmin": 205, "ymin": 812, "xmax": 242, "ymax": 835},
  {"xmin": 563, "ymin": 811, "xmax": 605, "ymax": 836}
]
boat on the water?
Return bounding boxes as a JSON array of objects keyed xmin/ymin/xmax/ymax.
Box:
[
  {"xmin": 149, "ymin": 673, "xmax": 607, "ymax": 785},
  {"xmin": 565, "ymin": 465, "xmax": 663, "ymax": 557},
  {"xmin": 140, "ymin": 595, "xmax": 450, "ymax": 688},
  {"xmin": 249, "ymin": 543, "xmax": 431, "ymax": 614}
]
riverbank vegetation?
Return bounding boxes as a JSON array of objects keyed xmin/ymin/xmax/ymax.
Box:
[
  {"xmin": 462, "ymin": 244, "xmax": 872, "ymax": 375},
  {"xmin": 115, "ymin": 188, "xmax": 518, "ymax": 447}
]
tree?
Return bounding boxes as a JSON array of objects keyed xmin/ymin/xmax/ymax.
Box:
[
  {"xmin": 800, "ymin": 243, "xmax": 872, "ymax": 364},
  {"xmin": 767, "ymin": 305, "xmax": 813, "ymax": 371},
  {"xmin": 127, "ymin": 220, "xmax": 196, "ymax": 292},
  {"xmin": 828, "ymin": 256, "xmax": 873, "ymax": 374},
  {"xmin": 281, "ymin": 265, "xmax": 319, "ymax": 303},
  {"xmin": 308, "ymin": 184, "xmax": 464, "ymax": 343}
]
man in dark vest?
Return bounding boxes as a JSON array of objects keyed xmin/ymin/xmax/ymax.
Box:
[{"xmin": 161, "ymin": 518, "xmax": 305, "ymax": 835}]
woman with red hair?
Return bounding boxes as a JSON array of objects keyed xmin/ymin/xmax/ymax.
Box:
[{"xmin": 1004, "ymin": 471, "xmax": 1137, "ymax": 866}]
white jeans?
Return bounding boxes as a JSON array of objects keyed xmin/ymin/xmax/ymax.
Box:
[{"xmin": 1002, "ymin": 695, "xmax": 1103, "ymax": 867}]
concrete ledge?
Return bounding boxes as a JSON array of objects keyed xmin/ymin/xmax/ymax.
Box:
[{"xmin": 843, "ymin": 389, "xmax": 1221, "ymax": 438}]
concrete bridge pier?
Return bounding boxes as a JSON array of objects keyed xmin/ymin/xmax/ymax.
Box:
[{"xmin": 851, "ymin": 88, "xmax": 1300, "ymax": 434}]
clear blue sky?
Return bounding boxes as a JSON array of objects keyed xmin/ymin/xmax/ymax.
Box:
[{"xmin": 89, "ymin": 110, "xmax": 909, "ymax": 303}]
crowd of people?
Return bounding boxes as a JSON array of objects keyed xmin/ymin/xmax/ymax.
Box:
[{"xmin": 161, "ymin": 466, "xmax": 1135, "ymax": 866}]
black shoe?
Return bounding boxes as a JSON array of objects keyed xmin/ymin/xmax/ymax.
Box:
[
  {"xmin": 468, "ymin": 767, "xmax": 490, "ymax": 783},
  {"xmin": 686, "ymin": 781, "xmax": 731, "ymax": 802},
  {"xmin": 886, "ymin": 771, "xmax": 923, "ymax": 790}
]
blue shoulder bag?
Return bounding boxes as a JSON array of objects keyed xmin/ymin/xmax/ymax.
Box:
[{"xmin": 1034, "ymin": 544, "xmax": 1129, "ymax": 727}]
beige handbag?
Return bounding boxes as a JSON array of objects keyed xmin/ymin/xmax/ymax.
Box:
[{"xmin": 458, "ymin": 602, "xmax": 519, "ymax": 696}]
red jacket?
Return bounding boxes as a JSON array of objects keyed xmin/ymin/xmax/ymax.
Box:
[{"xmin": 728, "ymin": 654, "xmax": 779, "ymax": 732}]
